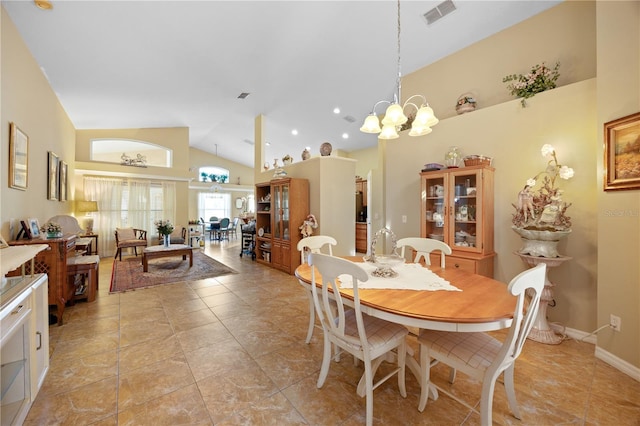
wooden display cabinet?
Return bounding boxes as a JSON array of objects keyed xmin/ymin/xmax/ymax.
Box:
[
  {"xmin": 9, "ymin": 235, "xmax": 77, "ymax": 325},
  {"xmin": 420, "ymin": 165, "xmax": 495, "ymax": 277},
  {"xmin": 254, "ymin": 178, "xmax": 309, "ymax": 274}
]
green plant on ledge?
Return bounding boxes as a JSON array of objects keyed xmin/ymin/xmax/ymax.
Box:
[{"xmin": 503, "ymin": 61, "xmax": 560, "ymax": 107}]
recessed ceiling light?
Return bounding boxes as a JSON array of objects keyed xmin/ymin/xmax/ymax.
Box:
[
  {"xmin": 265, "ymin": 142, "xmax": 271, "ymax": 146},
  {"xmin": 291, "ymin": 129, "xmax": 298, "ymax": 136},
  {"xmin": 305, "ymin": 146, "xmax": 311, "ymax": 151},
  {"xmin": 333, "ymin": 107, "xmax": 341, "ymax": 114},
  {"xmin": 342, "ymin": 133, "xmax": 349, "ymax": 139}
]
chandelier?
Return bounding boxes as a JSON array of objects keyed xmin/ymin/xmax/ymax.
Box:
[{"xmin": 360, "ymin": 0, "xmax": 439, "ymax": 140}]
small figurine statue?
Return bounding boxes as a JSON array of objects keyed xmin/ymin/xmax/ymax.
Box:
[
  {"xmin": 517, "ymin": 185, "xmax": 536, "ymax": 223},
  {"xmin": 299, "ymin": 214, "xmax": 318, "ymax": 238}
]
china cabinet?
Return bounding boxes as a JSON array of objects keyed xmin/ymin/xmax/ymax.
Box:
[
  {"xmin": 1, "ymin": 246, "xmax": 50, "ymax": 426},
  {"xmin": 255, "ymin": 178, "xmax": 309, "ymax": 274},
  {"xmin": 420, "ymin": 165, "xmax": 495, "ymax": 277}
]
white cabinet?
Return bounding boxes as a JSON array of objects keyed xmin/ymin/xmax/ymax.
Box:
[{"xmin": 2, "ymin": 246, "xmax": 49, "ymax": 426}]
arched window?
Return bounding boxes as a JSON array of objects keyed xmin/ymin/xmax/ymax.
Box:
[
  {"xmin": 90, "ymin": 139, "xmax": 172, "ymax": 168},
  {"xmin": 198, "ymin": 166, "xmax": 230, "ymax": 183}
]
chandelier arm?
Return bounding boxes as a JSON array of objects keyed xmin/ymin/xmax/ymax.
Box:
[
  {"xmin": 371, "ymin": 99, "xmax": 392, "ymax": 114},
  {"xmin": 403, "ymin": 94, "xmax": 427, "ymax": 109}
]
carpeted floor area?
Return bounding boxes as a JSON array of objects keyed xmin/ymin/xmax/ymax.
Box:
[{"xmin": 110, "ymin": 250, "xmax": 237, "ymax": 293}]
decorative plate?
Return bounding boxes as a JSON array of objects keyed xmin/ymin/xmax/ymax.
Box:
[{"xmin": 258, "ymin": 228, "xmax": 264, "ymax": 237}]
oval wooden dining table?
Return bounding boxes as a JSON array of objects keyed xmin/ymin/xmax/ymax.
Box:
[
  {"xmin": 295, "ymin": 256, "xmax": 517, "ymax": 399},
  {"xmin": 295, "ymin": 256, "xmax": 516, "ymax": 332}
]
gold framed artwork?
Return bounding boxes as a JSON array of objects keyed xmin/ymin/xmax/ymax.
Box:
[
  {"xmin": 604, "ymin": 112, "xmax": 640, "ymax": 191},
  {"xmin": 9, "ymin": 122, "xmax": 29, "ymax": 190},
  {"xmin": 48, "ymin": 151, "xmax": 59, "ymax": 201},
  {"xmin": 59, "ymin": 160, "xmax": 68, "ymax": 201}
]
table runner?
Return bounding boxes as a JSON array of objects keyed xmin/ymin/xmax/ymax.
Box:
[{"xmin": 339, "ymin": 262, "xmax": 461, "ymax": 291}]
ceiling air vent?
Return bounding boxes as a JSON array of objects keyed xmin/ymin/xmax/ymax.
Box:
[
  {"xmin": 237, "ymin": 92, "xmax": 250, "ymax": 99},
  {"xmin": 423, "ymin": 0, "xmax": 456, "ymax": 26},
  {"xmin": 343, "ymin": 115, "xmax": 356, "ymax": 123},
  {"xmin": 243, "ymin": 139, "xmax": 254, "ymax": 145}
]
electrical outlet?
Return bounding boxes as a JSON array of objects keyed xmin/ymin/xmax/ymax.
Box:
[
  {"xmin": 610, "ymin": 314, "xmax": 621, "ymax": 332},
  {"xmin": 402, "ymin": 215, "xmax": 407, "ymax": 223}
]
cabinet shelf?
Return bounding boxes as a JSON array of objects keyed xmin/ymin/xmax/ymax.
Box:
[{"xmin": 1, "ymin": 359, "xmax": 26, "ymax": 399}]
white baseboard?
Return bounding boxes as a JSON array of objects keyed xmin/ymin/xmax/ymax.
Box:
[
  {"xmin": 548, "ymin": 323, "xmax": 640, "ymax": 381},
  {"xmin": 595, "ymin": 346, "xmax": 640, "ymax": 382}
]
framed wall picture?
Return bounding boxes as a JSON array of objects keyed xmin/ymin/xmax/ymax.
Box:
[
  {"xmin": 9, "ymin": 122, "xmax": 29, "ymax": 190},
  {"xmin": 604, "ymin": 112, "xmax": 640, "ymax": 191},
  {"xmin": 29, "ymin": 218, "xmax": 40, "ymax": 237},
  {"xmin": 48, "ymin": 151, "xmax": 59, "ymax": 201},
  {"xmin": 59, "ymin": 160, "xmax": 68, "ymax": 201}
]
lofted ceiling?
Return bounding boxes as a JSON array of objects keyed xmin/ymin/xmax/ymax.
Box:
[{"xmin": 3, "ymin": 0, "xmax": 561, "ymax": 168}]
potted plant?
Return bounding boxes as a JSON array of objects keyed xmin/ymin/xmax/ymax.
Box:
[{"xmin": 503, "ymin": 61, "xmax": 560, "ymax": 107}]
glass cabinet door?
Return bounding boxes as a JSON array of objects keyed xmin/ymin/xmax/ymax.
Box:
[
  {"xmin": 450, "ymin": 170, "xmax": 481, "ymax": 252},
  {"xmin": 281, "ymin": 184, "xmax": 290, "ymax": 240},
  {"xmin": 422, "ymin": 174, "xmax": 447, "ymax": 243},
  {"xmin": 273, "ymin": 185, "xmax": 282, "ymax": 239}
]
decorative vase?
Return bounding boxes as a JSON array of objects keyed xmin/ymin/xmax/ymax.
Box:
[
  {"xmin": 47, "ymin": 232, "xmax": 62, "ymax": 239},
  {"xmin": 512, "ymin": 227, "xmax": 571, "ymax": 258},
  {"xmin": 444, "ymin": 146, "xmax": 463, "ymax": 168},
  {"xmin": 301, "ymin": 148, "xmax": 310, "ymax": 161},
  {"xmin": 163, "ymin": 234, "xmax": 170, "ymax": 247},
  {"xmin": 283, "ymin": 157, "xmax": 292, "ymax": 165},
  {"xmin": 320, "ymin": 142, "xmax": 332, "ymax": 156}
]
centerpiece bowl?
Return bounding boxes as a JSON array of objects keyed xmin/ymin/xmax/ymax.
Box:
[{"xmin": 363, "ymin": 254, "xmax": 404, "ymax": 278}]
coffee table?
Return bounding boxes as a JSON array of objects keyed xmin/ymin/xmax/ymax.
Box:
[{"xmin": 142, "ymin": 244, "xmax": 194, "ymax": 272}]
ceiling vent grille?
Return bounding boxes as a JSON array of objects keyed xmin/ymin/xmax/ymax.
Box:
[
  {"xmin": 237, "ymin": 92, "xmax": 250, "ymax": 99},
  {"xmin": 423, "ymin": 0, "xmax": 456, "ymax": 25},
  {"xmin": 343, "ymin": 115, "xmax": 356, "ymax": 123},
  {"xmin": 243, "ymin": 139, "xmax": 254, "ymax": 145}
]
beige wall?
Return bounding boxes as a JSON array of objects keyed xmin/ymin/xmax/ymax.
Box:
[
  {"xmin": 1, "ymin": 7, "xmax": 76, "ymax": 239},
  {"xmin": 380, "ymin": 0, "xmax": 639, "ymax": 373},
  {"xmin": 595, "ymin": 1, "xmax": 640, "ymax": 372}
]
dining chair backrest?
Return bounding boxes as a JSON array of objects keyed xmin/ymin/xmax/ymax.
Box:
[
  {"xmin": 209, "ymin": 216, "xmax": 218, "ymax": 222},
  {"xmin": 417, "ymin": 263, "xmax": 547, "ymax": 424},
  {"xmin": 297, "ymin": 235, "xmax": 337, "ymax": 264},
  {"xmin": 219, "ymin": 217, "xmax": 230, "ymax": 228},
  {"xmin": 308, "ymin": 253, "xmax": 408, "ymax": 426},
  {"xmin": 309, "ymin": 253, "xmax": 369, "ymax": 351},
  {"xmin": 396, "ymin": 237, "xmax": 452, "ymax": 268}
]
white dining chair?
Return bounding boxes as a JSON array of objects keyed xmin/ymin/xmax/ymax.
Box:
[
  {"xmin": 417, "ymin": 263, "xmax": 546, "ymax": 425},
  {"xmin": 309, "ymin": 253, "xmax": 408, "ymax": 426},
  {"xmin": 396, "ymin": 237, "xmax": 452, "ymax": 268},
  {"xmin": 296, "ymin": 235, "xmax": 337, "ymax": 343}
]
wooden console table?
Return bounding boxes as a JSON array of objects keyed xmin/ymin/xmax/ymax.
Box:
[{"xmin": 9, "ymin": 235, "xmax": 77, "ymax": 325}]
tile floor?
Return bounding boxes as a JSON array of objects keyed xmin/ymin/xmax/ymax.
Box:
[{"xmin": 25, "ymin": 240, "xmax": 639, "ymax": 425}]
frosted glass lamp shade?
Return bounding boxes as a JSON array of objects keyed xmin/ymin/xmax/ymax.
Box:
[
  {"xmin": 379, "ymin": 124, "xmax": 399, "ymax": 140},
  {"xmin": 381, "ymin": 103, "xmax": 408, "ymax": 126},
  {"xmin": 360, "ymin": 114, "xmax": 382, "ymax": 133},
  {"xmin": 76, "ymin": 200, "xmax": 98, "ymax": 213}
]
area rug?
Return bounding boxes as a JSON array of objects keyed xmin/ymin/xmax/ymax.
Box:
[{"xmin": 110, "ymin": 251, "xmax": 237, "ymax": 293}]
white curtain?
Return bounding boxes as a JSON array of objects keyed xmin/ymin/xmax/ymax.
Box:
[
  {"xmin": 127, "ymin": 179, "xmax": 151, "ymax": 230},
  {"xmin": 162, "ymin": 182, "xmax": 176, "ymax": 223},
  {"xmin": 84, "ymin": 177, "xmax": 124, "ymax": 257},
  {"xmin": 84, "ymin": 177, "xmax": 176, "ymax": 258}
]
